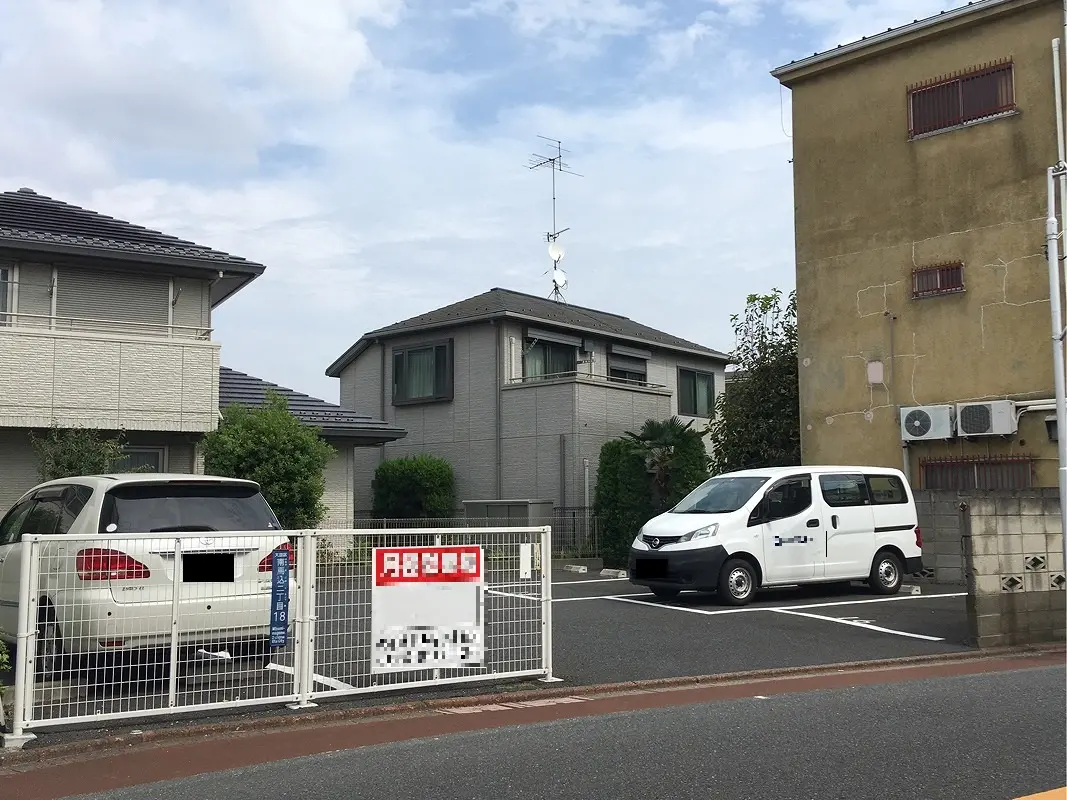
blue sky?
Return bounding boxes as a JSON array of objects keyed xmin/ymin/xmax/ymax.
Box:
[{"xmin": 0, "ymin": 0, "xmax": 968, "ymax": 404}]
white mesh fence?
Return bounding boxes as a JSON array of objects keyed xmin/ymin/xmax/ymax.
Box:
[{"xmin": 7, "ymin": 526, "xmax": 552, "ymax": 736}]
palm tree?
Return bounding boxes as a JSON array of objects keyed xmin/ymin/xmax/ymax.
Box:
[{"xmin": 623, "ymin": 416, "xmax": 708, "ymax": 510}]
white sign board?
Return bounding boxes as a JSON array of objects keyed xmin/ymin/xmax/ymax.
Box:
[{"xmin": 371, "ymin": 545, "xmax": 485, "ymax": 674}]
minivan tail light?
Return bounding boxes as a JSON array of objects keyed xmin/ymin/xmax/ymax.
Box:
[
  {"xmin": 77, "ymin": 549, "xmax": 151, "ymax": 581},
  {"xmin": 259, "ymin": 541, "xmax": 297, "ymax": 572},
  {"xmin": 915, "ymin": 527, "xmax": 923, "ymax": 548}
]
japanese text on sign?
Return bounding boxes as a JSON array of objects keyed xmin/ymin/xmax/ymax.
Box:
[
  {"xmin": 269, "ymin": 547, "xmax": 290, "ymax": 648},
  {"xmin": 374, "ymin": 546, "xmax": 481, "ymax": 585}
]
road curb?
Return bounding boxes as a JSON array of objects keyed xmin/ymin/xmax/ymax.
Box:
[{"xmin": 1, "ymin": 643, "xmax": 1062, "ymax": 771}]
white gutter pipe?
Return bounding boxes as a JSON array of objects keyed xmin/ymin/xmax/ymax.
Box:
[
  {"xmin": 1055, "ymin": 39, "xmax": 1067, "ymax": 305},
  {"xmin": 1046, "ymin": 163, "xmax": 1067, "ymax": 577}
]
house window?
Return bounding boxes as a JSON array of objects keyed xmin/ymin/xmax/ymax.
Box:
[
  {"xmin": 608, "ymin": 354, "xmax": 648, "ymax": 385},
  {"xmin": 908, "ymin": 60, "xmax": 1015, "ymax": 138},
  {"xmin": 524, "ymin": 340, "xmax": 576, "ymax": 380},
  {"xmin": 114, "ymin": 447, "xmax": 167, "ymax": 473},
  {"xmin": 392, "ymin": 340, "xmax": 454, "ymax": 404},
  {"xmin": 920, "ymin": 455, "xmax": 1032, "ymax": 490},
  {"xmin": 0, "ymin": 266, "xmax": 10, "ymax": 325},
  {"xmin": 678, "ymin": 368, "xmax": 715, "ymax": 417},
  {"xmin": 912, "ymin": 263, "xmax": 964, "ymax": 298}
]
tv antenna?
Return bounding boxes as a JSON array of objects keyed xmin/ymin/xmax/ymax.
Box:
[{"xmin": 527, "ymin": 135, "xmax": 582, "ymax": 302}]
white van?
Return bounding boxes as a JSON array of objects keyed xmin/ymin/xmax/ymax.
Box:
[{"xmin": 628, "ymin": 465, "xmax": 923, "ymax": 605}]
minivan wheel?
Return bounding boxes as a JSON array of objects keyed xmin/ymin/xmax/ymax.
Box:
[
  {"xmin": 869, "ymin": 550, "xmax": 903, "ymax": 595},
  {"xmin": 718, "ymin": 559, "xmax": 757, "ymax": 606},
  {"xmin": 651, "ymin": 587, "xmax": 680, "ymax": 600}
]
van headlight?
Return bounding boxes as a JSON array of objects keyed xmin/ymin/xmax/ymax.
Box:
[{"xmin": 679, "ymin": 523, "xmax": 718, "ymax": 542}]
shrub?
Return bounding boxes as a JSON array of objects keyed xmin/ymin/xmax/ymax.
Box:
[
  {"xmin": 202, "ymin": 391, "xmax": 337, "ymax": 529},
  {"xmin": 29, "ymin": 423, "xmax": 133, "ymax": 482},
  {"xmin": 372, "ymin": 454, "xmax": 457, "ymax": 519},
  {"xmin": 592, "ymin": 439, "xmax": 655, "ymax": 568},
  {"xmin": 624, "ymin": 416, "xmax": 710, "ymax": 513},
  {"xmin": 0, "ymin": 640, "xmax": 10, "ymax": 674}
]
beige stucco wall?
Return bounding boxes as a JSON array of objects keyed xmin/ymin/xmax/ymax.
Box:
[{"xmin": 784, "ymin": 0, "xmax": 1061, "ymax": 486}]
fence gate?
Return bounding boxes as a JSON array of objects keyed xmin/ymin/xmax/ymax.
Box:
[{"xmin": 3, "ymin": 526, "xmax": 554, "ymax": 747}]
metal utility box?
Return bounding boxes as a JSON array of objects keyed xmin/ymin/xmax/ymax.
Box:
[{"xmin": 462, "ymin": 499, "xmax": 555, "ymax": 526}]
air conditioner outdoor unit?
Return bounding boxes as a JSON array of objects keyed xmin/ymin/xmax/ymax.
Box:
[
  {"xmin": 900, "ymin": 404, "xmax": 955, "ymax": 442},
  {"xmin": 955, "ymin": 400, "xmax": 1018, "ymax": 437}
]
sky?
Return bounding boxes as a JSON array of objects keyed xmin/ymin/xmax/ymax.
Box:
[{"xmin": 0, "ymin": 0, "xmax": 971, "ymax": 406}]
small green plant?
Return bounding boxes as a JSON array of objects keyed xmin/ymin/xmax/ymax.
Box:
[
  {"xmin": 372, "ymin": 454, "xmax": 457, "ymax": 518},
  {"xmin": 29, "ymin": 423, "xmax": 137, "ymax": 482},
  {"xmin": 0, "ymin": 640, "xmax": 11, "ymax": 675}
]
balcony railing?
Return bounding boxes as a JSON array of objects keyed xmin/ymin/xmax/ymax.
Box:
[
  {"xmin": 0, "ymin": 311, "xmax": 212, "ymax": 341},
  {"xmin": 505, "ymin": 370, "xmax": 667, "ymax": 390}
]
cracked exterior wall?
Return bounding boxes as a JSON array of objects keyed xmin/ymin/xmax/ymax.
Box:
[{"xmin": 786, "ymin": 0, "xmax": 1061, "ymax": 486}]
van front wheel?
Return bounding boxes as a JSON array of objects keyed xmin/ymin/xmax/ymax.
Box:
[
  {"xmin": 869, "ymin": 550, "xmax": 903, "ymax": 595},
  {"xmin": 718, "ymin": 559, "xmax": 757, "ymax": 606}
]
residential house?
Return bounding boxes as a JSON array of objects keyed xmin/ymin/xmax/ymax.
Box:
[
  {"xmin": 0, "ymin": 188, "xmax": 403, "ymax": 517},
  {"xmin": 326, "ymin": 287, "xmax": 730, "ymax": 513},
  {"xmin": 771, "ymin": 0, "xmax": 1062, "ymax": 489}
]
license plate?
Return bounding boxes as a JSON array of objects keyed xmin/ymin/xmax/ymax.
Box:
[{"xmin": 182, "ymin": 553, "xmax": 235, "ymax": 583}]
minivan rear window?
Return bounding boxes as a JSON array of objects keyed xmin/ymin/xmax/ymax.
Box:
[
  {"xmin": 867, "ymin": 474, "xmax": 909, "ymax": 504},
  {"xmin": 99, "ymin": 483, "xmax": 282, "ymax": 533}
]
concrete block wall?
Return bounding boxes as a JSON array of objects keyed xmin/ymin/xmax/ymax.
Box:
[
  {"xmin": 914, "ymin": 490, "xmax": 964, "ymax": 584},
  {"xmin": 956, "ymin": 489, "xmax": 1066, "ymax": 648}
]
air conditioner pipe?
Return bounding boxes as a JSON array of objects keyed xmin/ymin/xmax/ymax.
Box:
[
  {"xmin": 1055, "ymin": 39, "xmax": 1067, "ymax": 301},
  {"xmin": 1046, "ymin": 164, "xmax": 1067, "ymax": 572}
]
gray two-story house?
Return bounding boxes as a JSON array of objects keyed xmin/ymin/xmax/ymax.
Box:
[
  {"xmin": 326, "ymin": 288, "xmax": 730, "ymax": 513},
  {"xmin": 0, "ymin": 188, "xmax": 404, "ymax": 518}
]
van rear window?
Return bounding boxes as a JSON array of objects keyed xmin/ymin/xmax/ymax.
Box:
[
  {"xmin": 867, "ymin": 475, "xmax": 909, "ymax": 504},
  {"xmin": 99, "ymin": 482, "xmax": 282, "ymax": 533}
]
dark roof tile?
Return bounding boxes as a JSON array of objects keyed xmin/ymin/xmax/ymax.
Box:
[
  {"xmin": 219, "ymin": 367, "xmax": 406, "ymax": 443},
  {"xmin": 0, "ymin": 188, "xmax": 265, "ymax": 271}
]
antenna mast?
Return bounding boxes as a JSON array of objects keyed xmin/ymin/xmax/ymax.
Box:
[{"xmin": 527, "ymin": 135, "xmax": 582, "ymax": 302}]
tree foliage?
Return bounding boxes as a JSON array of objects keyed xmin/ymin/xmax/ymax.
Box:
[
  {"xmin": 202, "ymin": 391, "xmax": 337, "ymax": 529},
  {"xmin": 624, "ymin": 416, "xmax": 710, "ymax": 510},
  {"xmin": 372, "ymin": 454, "xmax": 457, "ymax": 519},
  {"xmin": 594, "ymin": 416, "xmax": 711, "ymax": 567},
  {"xmin": 0, "ymin": 639, "xmax": 10, "ymax": 675},
  {"xmin": 592, "ymin": 439, "xmax": 654, "ymax": 568},
  {"xmin": 707, "ymin": 288, "xmax": 800, "ymax": 474},
  {"xmin": 29, "ymin": 423, "xmax": 133, "ymax": 482}
]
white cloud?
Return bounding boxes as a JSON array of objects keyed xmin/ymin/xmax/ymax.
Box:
[{"xmin": 0, "ymin": 0, "xmax": 925, "ymax": 403}]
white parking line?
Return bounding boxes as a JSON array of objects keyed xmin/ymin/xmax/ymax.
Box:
[
  {"xmin": 267, "ymin": 662, "xmax": 354, "ymax": 691},
  {"xmin": 553, "ymin": 593, "xmax": 650, "ymax": 603},
  {"xmin": 782, "ymin": 592, "xmax": 965, "ymax": 610},
  {"xmin": 553, "ymin": 577, "xmax": 632, "ymax": 585},
  {"xmin": 770, "ymin": 608, "xmax": 946, "ymax": 641},
  {"xmin": 606, "ymin": 596, "xmax": 762, "ymax": 616}
]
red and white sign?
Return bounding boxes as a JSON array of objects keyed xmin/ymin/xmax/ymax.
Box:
[{"xmin": 371, "ymin": 546, "xmax": 485, "ymax": 674}]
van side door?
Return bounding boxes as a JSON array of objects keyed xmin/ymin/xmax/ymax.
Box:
[
  {"xmin": 752, "ymin": 473, "xmax": 818, "ymax": 584},
  {"xmin": 818, "ymin": 473, "xmax": 876, "ymax": 580}
]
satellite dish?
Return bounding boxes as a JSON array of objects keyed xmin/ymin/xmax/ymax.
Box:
[
  {"xmin": 552, "ymin": 268, "xmax": 568, "ymax": 288},
  {"xmin": 548, "ymin": 241, "xmax": 565, "ymax": 263}
]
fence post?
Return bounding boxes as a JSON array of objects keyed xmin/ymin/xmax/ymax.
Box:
[
  {"xmin": 288, "ymin": 531, "xmax": 317, "ymax": 709},
  {"xmin": 2, "ymin": 537, "xmax": 39, "ymax": 748},
  {"xmin": 167, "ymin": 537, "xmax": 183, "ymax": 708},
  {"xmin": 537, "ymin": 525, "xmax": 563, "ymax": 683}
]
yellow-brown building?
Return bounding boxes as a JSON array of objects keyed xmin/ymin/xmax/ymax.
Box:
[{"xmin": 772, "ymin": 0, "xmax": 1064, "ymax": 490}]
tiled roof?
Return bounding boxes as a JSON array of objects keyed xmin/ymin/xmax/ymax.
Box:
[
  {"xmin": 0, "ymin": 188, "xmax": 265, "ymax": 272},
  {"xmin": 219, "ymin": 367, "xmax": 406, "ymax": 443},
  {"xmin": 326, "ymin": 287, "xmax": 728, "ymax": 376}
]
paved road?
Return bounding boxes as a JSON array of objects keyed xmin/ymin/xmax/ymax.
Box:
[{"xmin": 64, "ymin": 663, "xmax": 1066, "ymax": 800}]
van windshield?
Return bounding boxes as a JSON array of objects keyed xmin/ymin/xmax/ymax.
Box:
[
  {"xmin": 99, "ymin": 482, "xmax": 282, "ymax": 533},
  {"xmin": 670, "ymin": 476, "xmax": 770, "ymax": 514}
]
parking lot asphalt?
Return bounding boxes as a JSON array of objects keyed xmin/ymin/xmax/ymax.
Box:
[{"xmin": 3, "ymin": 570, "xmax": 972, "ymax": 747}]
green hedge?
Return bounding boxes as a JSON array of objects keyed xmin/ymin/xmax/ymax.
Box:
[
  {"xmin": 0, "ymin": 639, "xmax": 10, "ymax": 674},
  {"xmin": 372, "ymin": 454, "xmax": 457, "ymax": 518},
  {"xmin": 593, "ymin": 440, "xmax": 655, "ymax": 569}
]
